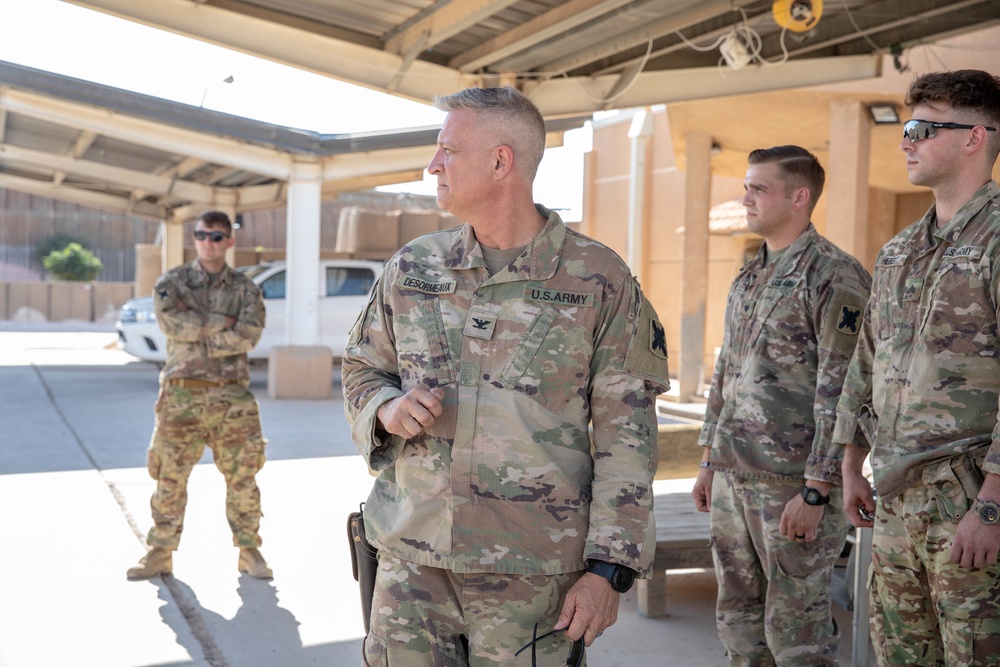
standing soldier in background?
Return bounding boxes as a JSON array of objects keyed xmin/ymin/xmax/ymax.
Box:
[
  {"xmin": 692, "ymin": 146, "xmax": 871, "ymax": 666},
  {"xmin": 835, "ymin": 69, "xmax": 1000, "ymax": 665},
  {"xmin": 127, "ymin": 210, "xmax": 272, "ymax": 580}
]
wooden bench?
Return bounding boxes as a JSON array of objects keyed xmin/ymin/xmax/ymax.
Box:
[{"xmin": 635, "ymin": 421, "xmax": 713, "ymax": 618}]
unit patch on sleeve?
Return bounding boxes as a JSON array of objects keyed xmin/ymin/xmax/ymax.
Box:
[{"xmin": 836, "ymin": 304, "xmax": 862, "ymax": 335}]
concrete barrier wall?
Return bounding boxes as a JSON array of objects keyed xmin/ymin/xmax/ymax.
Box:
[{"xmin": 0, "ymin": 280, "xmax": 135, "ymax": 324}]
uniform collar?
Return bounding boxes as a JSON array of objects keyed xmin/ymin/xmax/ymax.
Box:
[
  {"xmin": 443, "ymin": 204, "xmax": 566, "ymax": 281},
  {"xmin": 747, "ymin": 224, "xmax": 817, "ymax": 278},
  {"xmin": 928, "ymin": 180, "xmax": 1000, "ymax": 245},
  {"xmin": 188, "ymin": 259, "xmax": 233, "ymax": 287}
]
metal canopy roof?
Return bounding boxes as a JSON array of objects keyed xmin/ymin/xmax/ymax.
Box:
[
  {"xmin": 65, "ymin": 0, "xmax": 1000, "ymax": 116},
  {"xmin": 0, "ymin": 60, "xmax": 586, "ymax": 222}
]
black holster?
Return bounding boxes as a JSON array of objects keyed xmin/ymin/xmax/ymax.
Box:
[{"xmin": 347, "ymin": 505, "xmax": 378, "ymax": 635}]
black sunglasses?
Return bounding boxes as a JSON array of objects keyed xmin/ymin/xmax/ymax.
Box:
[
  {"xmin": 903, "ymin": 118, "xmax": 998, "ymax": 143},
  {"xmin": 193, "ymin": 230, "xmax": 230, "ymax": 242},
  {"xmin": 514, "ymin": 625, "xmax": 585, "ymax": 667}
]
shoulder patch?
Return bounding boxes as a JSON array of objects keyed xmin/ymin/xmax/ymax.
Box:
[
  {"xmin": 836, "ymin": 304, "xmax": 863, "ymax": 335},
  {"xmin": 623, "ymin": 294, "xmax": 670, "ymax": 388}
]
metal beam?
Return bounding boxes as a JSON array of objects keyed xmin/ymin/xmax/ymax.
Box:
[
  {"xmin": 0, "ymin": 172, "xmax": 165, "ymax": 219},
  {"xmin": 523, "ymin": 54, "xmax": 881, "ymax": 114},
  {"xmin": 450, "ymin": 0, "xmax": 635, "ymax": 72},
  {"xmin": 385, "ymin": 0, "xmax": 519, "ymax": 58},
  {"xmin": 65, "ymin": 0, "xmax": 468, "ymax": 106}
]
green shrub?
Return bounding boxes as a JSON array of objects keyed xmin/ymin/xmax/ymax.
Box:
[
  {"xmin": 35, "ymin": 232, "xmax": 87, "ymax": 262},
  {"xmin": 42, "ymin": 242, "xmax": 103, "ymax": 281}
]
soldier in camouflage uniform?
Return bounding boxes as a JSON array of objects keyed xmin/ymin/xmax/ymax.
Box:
[
  {"xmin": 342, "ymin": 87, "xmax": 670, "ymax": 666},
  {"xmin": 833, "ymin": 70, "xmax": 1000, "ymax": 665},
  {"xmin": 127, "ymin": 210, "xmax": 272, "ymax": 581},
  {"xmin": 692, "ymin": 146, "xmax": 871, "ymax": 666}
]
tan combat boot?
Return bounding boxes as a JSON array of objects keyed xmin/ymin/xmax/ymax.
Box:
[
  {"xmin": 126, "ymin": 547, "xmax": 173, "ymax": 579},
  {"xmin": 238, "ymin": 548, "xmax": 273, "ymax": 579}
]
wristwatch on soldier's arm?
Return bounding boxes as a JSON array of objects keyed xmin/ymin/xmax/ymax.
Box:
[
  {"xmin": 973, "ymin": 498, "xmax": 1000, "ymax": 525},
  {"xmin": 586, "ymin": 560, "xmax": 636, "ymax": 593}
]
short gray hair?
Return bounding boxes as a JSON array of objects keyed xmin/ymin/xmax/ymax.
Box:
[{"xmin": 434, "ymin": 86, "xmax": 546, "ymax": 180}]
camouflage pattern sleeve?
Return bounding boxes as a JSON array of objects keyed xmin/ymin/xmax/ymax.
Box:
[
  {"xmin": 807, "ymin": 268, "xmax": 871, "ymax": 482},
  {"xmin": 585, "ymin": 275, "xmax": 669, "ymax": 574},
  {"xmin": 698, "ymin": 326, "xmax": 728, "ymax": 449},
  {"xmin": 204, "ymin": 276, "xmax": 264, "ymax": 358},
  {"xmin": 832, "ymin": 298, "xmax": 876, "ymax": 453},
  {"xmin": 153, "ymin": 271, "xmax": 215, "ymax": 342},
  {"xmin": 342, "ymin": 269, "xmax": 407, "ymax": 470}
]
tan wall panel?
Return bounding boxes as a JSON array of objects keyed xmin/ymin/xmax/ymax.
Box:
[
  {"xmin": 587, "ymin": 178, "xmax": 631, "ymax": 259},
  {"xmin": 895, "ymin": 191, "xmax": 935, "ymax": 235},
  {"xmin": 93, "ymin": 283, "xmax": 136, "ymax": 323},
  {"xmin": 7, "ymin": 282, "xmax": 49, "ymax": 321},
  {"xmin": 48, "ymin": 282, "xmax": 91, "ymax": 321}
]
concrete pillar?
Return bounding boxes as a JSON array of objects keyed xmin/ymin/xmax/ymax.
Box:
[
  {"xmin": 627, "ymin": 110, "xmax": 654, "ymax": 282},
  {"xmin": 161, "ymin": 217, "xmax": 185, "ymax": 271},
  {"xmin": 269, "ymin": 159, "xmax": 331, "ymax": 399},
  {"xmin": 826, "ymin": 100, "xmax": 870, "ymax": 261},
  {"xmin": 220, "ymin": 205, "xmax": 238, "ymax": 267},
  {"xmin": 679, "ymin": 130, "xmax": 712, "ymax": 402}
]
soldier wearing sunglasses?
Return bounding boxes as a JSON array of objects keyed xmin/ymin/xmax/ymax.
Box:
[
  {"xmin": 835, "ymin": 69, "xmax": 1000, "ymax": 665},
  {"xmin": 127, "ymin": 210, "xmax": 273, "ymax": 581}
]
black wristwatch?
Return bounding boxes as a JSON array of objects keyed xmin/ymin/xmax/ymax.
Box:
[
  {"xmin": 801, "ymin": 486, "xmax": 831, "ymax": 506},
  {"xmin": 586, "ymin": 560, "xmax": 636, "ymax": 593}
]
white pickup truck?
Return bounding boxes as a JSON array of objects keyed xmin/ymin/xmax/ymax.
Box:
[{"xmin": 116, "ymin": 258, "xmax": 384, "ymax": 362}]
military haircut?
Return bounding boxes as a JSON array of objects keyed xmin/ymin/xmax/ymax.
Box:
[
  {"xmin": 905, "ymin": 69, "xmax": 1000, "ymax": 164},
  {"xmin": 434, "ymin": 86, "xmax": 546, "ymax": 180},
  {"xmin": 747, "ymin": 145, "xmax": 825, "ymax": 211},
  {"xmin": 196, "ymin": 210, "xmax": 233, "ymax": 235}
]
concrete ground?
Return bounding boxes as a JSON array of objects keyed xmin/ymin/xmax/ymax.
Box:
[{"xmin": 0, "ymin": 323, "xmax": 870, "ymax": 666}]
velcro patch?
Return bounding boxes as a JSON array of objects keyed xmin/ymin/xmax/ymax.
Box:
[
  {"xmin": 398, "ymin": 275, "xmax": 457, "ymax": 294},
  {"xmin": 879, "ymin": 254, "xmax": 907, "ymax": 266},
  {"xmin": 836, "ymin": 304, "xmax": 863, "ymax": 335},
  {"xmin": 524, "ymin": 286, "xmax": 594, "ymax": 307},
  {"xmin": 944, "ymin": 245, "xmax": 984, "ymax": 260},
  {"xmin": 623, "ymin": 294, "xmax": 670, "ymax": 387},
  {"xmin": 464, "ymin": 306, "xmax": 497, "ymax": 340},
  {"xmin": 769, "ymin": 277, "xmax": 800, "ymax": 289}
]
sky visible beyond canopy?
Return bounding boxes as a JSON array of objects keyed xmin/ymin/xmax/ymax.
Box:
[{"xmin": 0, "ymin": 0, "xmax": 591, "ymax": 219}]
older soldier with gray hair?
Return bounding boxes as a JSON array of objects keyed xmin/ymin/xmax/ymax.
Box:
[
  {"xmin": 127, "ymin": 210, "xmax": 272, "ymax": 581},
  {"xmin": 342, "ymin": 86, "xmax": 669, "ymax": 666},
  {"xmin": 835, "ymin": 69, "xmax": 1000, "ymax": 665},
  {"xmin": 693, "ymin": 146, "xmax": 871, "ymax": 666}
]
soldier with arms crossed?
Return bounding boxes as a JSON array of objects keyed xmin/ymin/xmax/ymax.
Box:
[{"xmin": 127, "ymin": 210, "xmax": 272, "ymax": 581}]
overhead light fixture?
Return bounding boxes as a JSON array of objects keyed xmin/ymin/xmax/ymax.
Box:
[{"xmin": 868, "ymin": 104, "xmax": 900, "ymax": 124}]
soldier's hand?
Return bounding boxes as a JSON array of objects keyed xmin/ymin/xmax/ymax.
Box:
[
  {"xmin": 779, "ymin": 494, "xmax": 824, "ymax": 542},
  {"xmin": 951, "ymin": 512, "xmax": 1000, "ymax": 569},
  {"xmin": 842, "ymin": 469, "xmax": 875, "ymax": 528},
  {"xmin": 692, "ymin": 468, "xmax": 713, "ymax": 512},
  {"xmin": 555, "ymin": 574, "xmax": 619, "ymax": 647},
  {"xmin": 376, "ymin": 387, "xmax": 445, "ymax": 439}
]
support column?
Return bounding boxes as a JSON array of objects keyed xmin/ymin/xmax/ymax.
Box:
[
  {"xmin": 826, "ymin": 100, "xmax": 870, "ymax": 261},
  {"xmin": 161, "ymin": 215, "xmax": 185, "ymax": 272},
  {"xmin": 220, "ymin": 205, "xmax": 238, "ymax": 267},
  {"xmin": 268, "ymin": 159, "xmax": 331, "ymax": 399},
  {"xmin": 679, "ymin": 131, "xmax": 712, "ymax": 402},
  {"xmin": 627, "ymin": 110, "xmax": 654, "ymax": 282}
]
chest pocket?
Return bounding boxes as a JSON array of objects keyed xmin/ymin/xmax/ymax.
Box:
[
  {"xmin": 871, "ymin": 261, "xmax": 912, "ymax": 343},
  {"xmin": 395, "ymin": 298, "xmax": 457, "ymax": 390},
  {"xmin": 921, "ymin": 251, "xmax": 995, "ymax": 356},
  {"xmin": 498, "ymin": 306, "xmax": 588, "ymax": 416},
  {"xmin": 736, "ymin": 278, "xmax": 801, "ymax": 359}
]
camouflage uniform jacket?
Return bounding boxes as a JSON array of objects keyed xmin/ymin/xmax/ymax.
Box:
[
  {"xmin": 342, "ymin": 206, "xmax": 670, "ymax": 576},
  {"xmin": 154, "ymin": 260, "xmax": 265, "ymax": 387},
  {"xmin": 699, "ymin": 224, "xmax": 871, "ymax": 484},
  {"xmin": 833, "ymin": 181, "xmax": 1000, "ymax": 501}
]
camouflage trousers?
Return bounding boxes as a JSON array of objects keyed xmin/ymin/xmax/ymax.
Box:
[
  {"xmin": 869, "ymin": 479, "xmax": 1000, "ymax": 666},
  {"xmin": 711, "ymin": 474, "xmax": 848, "ymax": 666},
  {"xmin": 364, "ymin": 554, "xmax": 584, "ymax": 667},
  {"xmin": 145, "ymin": 384, "xmax": 267, "ymax": 550}
]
